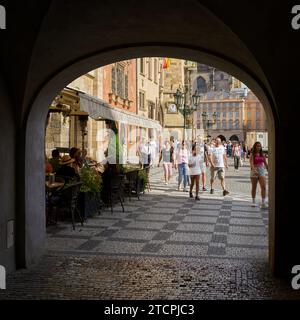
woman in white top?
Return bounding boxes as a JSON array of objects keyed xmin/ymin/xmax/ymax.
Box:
[{"xmin": 188, "ymin": 144, "xmax": 202, "ymax": 200}]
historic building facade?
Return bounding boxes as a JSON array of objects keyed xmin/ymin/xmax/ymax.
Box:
[
  {"xmin": 161, "ymin": 58, "xmax": 185, "ymax": 141},
  {"xmin": 137, "ymin": 57, "xmax": 163, "ymax": 141}
]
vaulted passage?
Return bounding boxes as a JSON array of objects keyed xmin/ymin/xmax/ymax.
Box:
[{"xmin": 0, "ymin": 0, "xmax": 298, "ymax": 299}]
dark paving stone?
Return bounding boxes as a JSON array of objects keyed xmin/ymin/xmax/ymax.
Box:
[
  {"xmin": 222, "ymin": 205, "xmax": 232, "ymax": 210},
  {"xmin": 170, "ymin": 215, "xmax": 185, "ymax": 222},
  {"xmin": 182, "ymin": 204, "xmax": 194, "ymax": 208},
  {"xmin": 125, "ymin": 213, "xmax": 140, "ymax": 219},
  {"xmin": 77, "ymin": 240, "xmax": 102, "ymax": 250},
  {"xmin": 113, "ymin": 220, "xmax": 131, "ymax": 228},
  {"xmin": 141, "ymin": 243, "xmax": 162, "ymax": 253},
  {"xmin": 217, "ymin": 217, "xmax": 230, "ymax": 224},
  {"xmin": 215, "ymin": 225, "xmax": 229, "ymax": 233},
  {"xmin": 220, "ymin": 211, "xmax": 231, "ymax": 217},
  {"xmin": 152, "ymin": 232, "xmax": 172, "ymax": 241},
  {"xmin": 109, "ymin": 238, "xmax": 147, "ymax": 244},
  {"xmin": 98, "ymin": 229, "xmax": 118, "ymax": 237},
  {"xmin": 162, "ymin": 223, "xmax": 179, "ymax": 231},
  {"xmin": 51, "ymin": 234, "xmax": 90, "ymax": 240},
  {"xmin": 211, "ymin": 234, "xmax": 227, "ymax": 243},
  {"xmin": 178, "ymin": 209, "xmax": 189, "ymax": 214},
  {"xmin": 207, "ymin": 246, "xmax": 226, "ymax": 255},
  {"xmin": 47, "ymin": 226, "xmax": 67, "ymax": 235}
]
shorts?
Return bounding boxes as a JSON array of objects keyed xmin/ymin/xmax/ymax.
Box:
[
  {"xmin": 210, "ymin": 167, "xmax": 225, "ymax": 180},
  {"xmin": 200, "ymin": 163, "xmax": 207, "ymax": 173},
  {"xmin": 250, "ymin": 167, "xmax": 266, "ymax": 178},
  {"xmin": 163, "ymin": 162, "xmax": 173, "ymax": 176}
]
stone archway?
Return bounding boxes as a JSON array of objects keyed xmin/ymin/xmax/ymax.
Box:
[
  {"xmin": 23, "ymin": 46, "xmax": 276, "ymax": 273},
  {"xmin": 218, "ymin": 135, "xmax": 227, "ymax": 142},
  {"xmin": 229, "ymin": 135, "xmax": 239, "ymax": 142},
  {"xmin": 2, "ymin": 0, "xmax": 285, "ymax": 276}
]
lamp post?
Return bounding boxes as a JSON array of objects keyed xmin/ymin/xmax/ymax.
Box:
[
  {"xmin": 174, "ymin": 87, "xmax": 197, "ymax": 141},
  {"xmin": 192, "ymin": 90, "xmax": 217, "ymax": 142}
]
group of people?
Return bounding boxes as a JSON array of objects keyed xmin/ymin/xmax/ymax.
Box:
[
  {"xmin": 156, "ymin": 137, "xmax": 230, "ymax": 201},
  {"xmin": 45, "ymin": 147, "xmax": 96, "ymax": 183},
  {"xmin": 154, "ymin": 137, "xmax": 268, "ymax": 208},
  {"xmin": 45, "ymin": 137, "xmax": 268, "ymax": 208}
]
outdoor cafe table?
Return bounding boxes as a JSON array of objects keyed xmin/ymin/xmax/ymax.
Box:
[{"xmin": 45, "ymin": 181, "xmax": 65, "ymax": 190}]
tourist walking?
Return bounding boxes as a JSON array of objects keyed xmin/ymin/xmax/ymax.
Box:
[
  {"xmin": 233, "ymin": 142, "xmax": 242, "ymax": 171},
  {"xmin": 158, "ymin": 141, "xmax": 174, "ymax": 184},
  {"xmin": 208, "ymin": 137, "xmax": 230, "ymax": 196},
  {"xmin": 175, "ymin": 140, "xmax": 189, "ymax": 192},
  {"xmin": 188, "ymin": 144, "xmax": 202, "ymax": 200},
  {"xmin": 249, "ymin": 142, "xmax": 268, "ymax": 208},
  {"xmin": 195, "ymin": 140, "xmax": 209, "ymax": 191}
]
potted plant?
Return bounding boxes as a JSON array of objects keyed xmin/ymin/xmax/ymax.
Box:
[
  {"xmin": 78, "ymin": 166, "xmax": 103, "ymax": 219},
  {"xmin": 138, "ymin": 169, "xmax": 148, "ymax": 193}
]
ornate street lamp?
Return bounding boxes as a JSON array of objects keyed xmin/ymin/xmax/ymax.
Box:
[{"xmin": 174, "ymin": 88, "xmax": 197, "ymax": 141}]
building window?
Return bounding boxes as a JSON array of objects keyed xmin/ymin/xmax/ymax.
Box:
[
  {"xmin": 247, "ymin": 111, "xmax": 251, "ymax": 118},
  {"xmin": 139, "ymin": 91, "xmax": 145, "ymax": 110},
  {"xmin": 256, "ymin": 121, "xmax": 260, "ymax": 129},
  {"xmin": 111, "ymin": 63, "xmax": 128, "ymax": 99},
  {"xmin": 197, "ymin": 122, "xmax": 201, "ymax": 129},
  {"xmin": 223, "ymin": 111, "xmax": 226, "ymax": 118},
  {"xmin": 197, "ymin": 76, "xmax": 207, "ymax": 93},
  {"xmin": 235, "ymin": 120, "xmax": 239, "ymax": 129},
  {"xmin": 154, "ymin": 59, "xmax": 158, "ymax": 83},
  {"xmin": 256, "ymin": 109, "xmax": 261, "ymax": 118},
  {"xmin": 111, "ymin": 66, "xmax": 117, "ymax": 93},
  {"xmin": 229, "ymin": 120, "xmax": 233, "ymax": 129},
  {"xmin": 235, "ymin": 111, "xmax": 239, "ymax": 118},
  {"xmin": 124, "ymin": 74, "xmax": 128, "ymax": 99},
  {"xmin": 216, "ymin": 112, "xmax": 221, "ymax": 118},
  {"xmin": 217, "ymin": 121, "xmax": 221, "ymax": 129},
  {"xmin": 140, "ymin": 58, "xmax": 145, "ymax": 74},
  {"xmin": 148, "ymin": 101, "xmax": 155, "ymax": 119},
  {"xmin": 247, "ymin": 120, "xmax": 252, "ymax": 129},
  {"xmin": 129, "ymin": 125, "xmax": 133, "ymax": 144},
  {"xmin": 222, "ymin": 121, "xmax": 227, "ymax": 129},
  {"xmin": 148, "ymin": 58, "xmax": 152, "ymax": 80}
]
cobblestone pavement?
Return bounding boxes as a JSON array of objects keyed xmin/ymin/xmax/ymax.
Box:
[{"xmin": 1, "ymin": 162, "xmax": 298, "ymax": 300}]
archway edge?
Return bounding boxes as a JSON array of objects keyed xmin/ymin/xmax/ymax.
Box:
[
  {"xmin": 27, "ymin": 45, "xmax": 277, "ymax": 125},
  {"xmin": 23, "ymin": 44, "xmax": 276, "ymax": 273}
]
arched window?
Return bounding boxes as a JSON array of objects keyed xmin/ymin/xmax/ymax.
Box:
[{"xmin": 197, "ymin": 76, "xmax": 207, "ymax": 93}]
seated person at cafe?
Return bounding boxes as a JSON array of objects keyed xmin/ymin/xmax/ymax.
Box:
[
  {"xmin": 45, "ymin": 157, "xmax": 53, "ymax": 175},
  {"xmin": 69, "ymin": 147, "xmax": 82, "ymax": 173},
  {"xmin": 49, "ymin": 149, "xmax": 61, "ymax": 173},
  {"xmin": 56, "ymin": 155, "xmax": 80, "ymax": 183}
]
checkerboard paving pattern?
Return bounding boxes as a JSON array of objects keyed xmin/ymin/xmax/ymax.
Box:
[{"xmin": 46, "ymin": 167, "xmax": 268, "ymax": 261}]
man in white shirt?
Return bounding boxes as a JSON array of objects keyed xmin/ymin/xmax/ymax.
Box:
[{"xmin": 208, "ymin": 137, "xmax": 230, "ymax": 196}]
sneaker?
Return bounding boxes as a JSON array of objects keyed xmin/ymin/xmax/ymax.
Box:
[
  {"xmin": 195, "ymin": 196, "xmax": 200, "ymax": 201},
  {"xmin": 189, "ymin": 192, "xmax": 193, "ymax": 198},
  {"xmin": 223, "ymin": 190, "xmax": 230, "ymax": 196},
  {"xmin": 183, "ymin": 188, "xmax": 188, "ymax": 192},
  {"xmin": 210, "ymin": 189, "xmax": 214, "ymax": 194},
  {"xmin": 177, "ymin": 185, "xmax": 181, "ymax": 191},
  {"xmin": 260, "ymin": 203, "xmax": 268, "ymax": 209},
  {"xmin": 251, "ymin": 202, "xmax": 256, "ymax": 207},
  {"xmin": 202, "ymin": 187, "xmax": 207, "ymax": 191}
]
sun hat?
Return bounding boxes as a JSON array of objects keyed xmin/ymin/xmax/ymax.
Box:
[{"xmin": 60, "ymin": 155, "xmax": 75, "ymax": 165}]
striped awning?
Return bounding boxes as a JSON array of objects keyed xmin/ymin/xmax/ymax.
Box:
[{"xmin": 79, "ymin": 92, "xmax": 162, "ymax": 131}]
